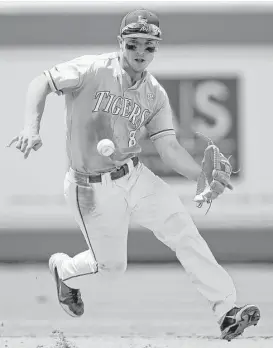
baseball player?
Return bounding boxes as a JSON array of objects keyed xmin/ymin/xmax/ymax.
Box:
[{"xmin": 7, "ymin": 9, "xmax": 260, "ymax": 341}]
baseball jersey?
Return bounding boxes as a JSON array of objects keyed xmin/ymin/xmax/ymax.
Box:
[{"xmin": 44, "ymin": 52, "xmax": 175, "ymax": 174}]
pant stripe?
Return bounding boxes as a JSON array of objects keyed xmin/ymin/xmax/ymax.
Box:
[
  {"xmin": 75, "ymin": 185, "xmax": 97, "ymax": 262},
  {"xmin": 64, "ymin": 272, "xmax": 97, "ymax": 282}
]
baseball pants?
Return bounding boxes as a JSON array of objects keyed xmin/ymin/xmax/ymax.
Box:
[{"xmin": 55, "ymin": 159, "xmax": 236, "ymax": 322}]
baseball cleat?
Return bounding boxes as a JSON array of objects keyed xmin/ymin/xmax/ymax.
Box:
[
  {"xmin": 49, "ymin": 253, "xmax": 84, "ymax": 317},
  {"xmin": 220, "ymin": 304, "xmax": 260, "ymax": 341}
]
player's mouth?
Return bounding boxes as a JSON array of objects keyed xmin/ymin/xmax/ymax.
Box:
[{"xmin": 135, "ymin": 58, "xmax": 145, "ymax": 63}]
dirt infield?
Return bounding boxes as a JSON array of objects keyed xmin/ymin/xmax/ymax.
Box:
[
  {"xmin": 3, "ymin": 335, "xmax": 273, "ymax": 348},
  {"xmin": 1, "ymin": 263, "xmax": 273, "ymax": 347}
]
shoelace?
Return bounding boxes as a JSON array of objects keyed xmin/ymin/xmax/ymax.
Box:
[{"xmin": 68, "ymin": 289, "xmax": 81, "ymax": 303}]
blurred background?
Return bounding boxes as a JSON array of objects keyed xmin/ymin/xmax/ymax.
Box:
[{"xmin": 1, "ymin": 0, "xmax": 273, "ymax": 264}]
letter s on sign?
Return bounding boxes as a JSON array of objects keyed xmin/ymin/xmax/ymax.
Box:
[{"xmin": 193, "ymin": 81, "xmax": 232, "ymax": 141}]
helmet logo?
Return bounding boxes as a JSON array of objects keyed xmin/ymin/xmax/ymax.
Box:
[{"xmin": 137, "ymin": 16, "xmax": 148, "ymax": 25}]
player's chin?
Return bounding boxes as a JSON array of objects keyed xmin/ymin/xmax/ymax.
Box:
[{"xmin": 132, "ymin": 59, "xmax": 149, "ymax": 71}]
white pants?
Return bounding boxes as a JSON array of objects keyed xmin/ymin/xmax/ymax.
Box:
[{"xmin": 57, "ymin": 159, "xmax": 236, "ymax": 322}]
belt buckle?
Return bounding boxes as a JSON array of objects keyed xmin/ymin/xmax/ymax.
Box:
[{"xmin": 88, "ymin": 173, "xmax": 102, "ymax": 183}]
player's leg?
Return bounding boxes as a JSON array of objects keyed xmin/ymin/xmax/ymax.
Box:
[
  {"xmin": 130, "ymin": 164, "xmax": 260, "ymax": 340},
  {"xmin": 49, "ymin": 171, "xmax": 130, "ymax": 317}
]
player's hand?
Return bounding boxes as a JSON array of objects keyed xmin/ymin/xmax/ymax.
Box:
[{"xmin": 6, "ymin": 129, "xmax": 43, "ymax": 159}]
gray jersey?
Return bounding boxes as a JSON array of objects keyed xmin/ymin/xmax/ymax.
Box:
[{"xmin": 44, "ymin": 52, "xmax": 175, "ymax": 173}]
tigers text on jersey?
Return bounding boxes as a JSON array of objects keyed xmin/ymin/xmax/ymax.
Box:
[{"xmin": 44, "ymin": 52, "xmax": 175, "ymax": 174}]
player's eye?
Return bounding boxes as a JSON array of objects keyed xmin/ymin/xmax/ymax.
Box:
[
  {"xmin": 145, "ymin": 46, "xmax": 156, "ymax": 53},
  {"xmin": 125, "ymin": 43, "xmax": 137, "ymax": 51}
]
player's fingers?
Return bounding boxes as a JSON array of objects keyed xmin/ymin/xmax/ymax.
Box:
[
  {"xmin": 16, "ymin": 142, "xmax": 23, "ymax": 150},
  {"xmin": 20, "ymin": 139, "xmax": 29, "ymax": 153},
  {"xmin": 6, "ymin": 136, "xmax": 19, "ymax": 147},
  {"xmin": 33, "ymin": 142, "xmax": 42, "ymax": 151},
  {"xmin": 15, "ymin": 136, "xmax": 23, "ymax": 150},
  {"xmin": 24, "ymin": 141, "xmax": 42, "ymax": 158},
  {"xmin": 23, "ymin": 146, "xmax": 33, "ymax": 159}
]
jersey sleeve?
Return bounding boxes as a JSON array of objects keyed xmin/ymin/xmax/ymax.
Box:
[
  {"xmin": 145, "ymin": 89, "xmax": 176, "ymax": 141},
  {"xmin": 43, "ymin": 55, "xmax": 93, "ymax": 95}
]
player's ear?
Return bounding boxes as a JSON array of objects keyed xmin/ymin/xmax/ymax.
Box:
[
  {"xmin": 154, "ymin": 41, "xmax": 160, "ymax": 52},
  {"xmin": 117, "ymin": 35, "xmax": 123, "ymax": 48}
]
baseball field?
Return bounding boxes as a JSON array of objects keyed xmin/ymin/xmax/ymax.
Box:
[{"xmin": 1, "ymin": 262, "xmax": 272, "ymax": 348}]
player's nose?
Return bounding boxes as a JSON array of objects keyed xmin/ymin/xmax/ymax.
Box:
[
  {"xmin": 136, "ymin": 51, "xmax": 145, "ymax": 58},
  {"xmin": 136, "ymin": 46, "xmax": 145, "ymax": 55}
]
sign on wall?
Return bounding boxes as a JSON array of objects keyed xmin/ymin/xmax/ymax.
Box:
[{"xmin": 139, "ymin": 76, "xmax": 240, "ymax": 177}]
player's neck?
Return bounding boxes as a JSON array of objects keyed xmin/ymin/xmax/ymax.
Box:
[{"xmin": 119, "ymin": 55, "xmax": 143, "ymax": 86}]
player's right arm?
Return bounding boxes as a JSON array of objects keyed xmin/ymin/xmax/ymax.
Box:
[
  {"xmin": 7, "ymin": 73, "xmax": 51, "ymax": 159},
  {"xmin": 7, "ymin": 55, "xmax": 91, "ymax": 159}
]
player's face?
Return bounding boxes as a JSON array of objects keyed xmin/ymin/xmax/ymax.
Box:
[{"xmin": 120, "ymin": 37, "xmax": 159, "ymax": 72}]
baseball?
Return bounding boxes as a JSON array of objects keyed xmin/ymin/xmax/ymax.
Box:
[{"xmin": 97, "ymin": 139, "xmax": 115, "ymax": 156}]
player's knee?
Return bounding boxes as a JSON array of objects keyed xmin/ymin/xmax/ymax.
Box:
[
  {"xmin": 155, "ymin": 212, "xmax": 198, "ymax": 250},
  {"xmin": 98, "ymin": 261, "xmax": 127, "ymax": 277},
  {"xmin": 162, "ymin": 212, "xmax": 196, "ymax": 235}
]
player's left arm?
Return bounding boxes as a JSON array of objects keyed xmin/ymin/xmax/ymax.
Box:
[
  {"xmin": 153, "ymin": 134, "xmax": 201, "ymax": 182},
  {"xmin": 145, "ymin": 92, "xmax": 201, "ymax": 182}
]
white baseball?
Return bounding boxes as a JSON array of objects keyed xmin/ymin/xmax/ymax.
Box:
[{"xmin": 97, "ymin": 139, "xmax": 115, "ymax": 156}]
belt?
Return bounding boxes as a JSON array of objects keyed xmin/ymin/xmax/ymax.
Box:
[{"xmin": 72, "ymin": 156, "xmax": 139, "ymax": 184}]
